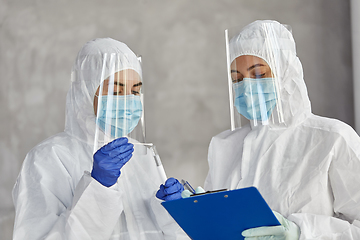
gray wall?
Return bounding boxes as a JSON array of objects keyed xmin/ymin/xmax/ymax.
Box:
[{"xmin": 0, "ymin": 0, "xmax": 352, "ymax": 238}]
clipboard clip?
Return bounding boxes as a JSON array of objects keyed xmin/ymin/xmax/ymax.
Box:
[
  {"xmin": 192, "ymin": 189, "xmax": 228, "ymax": 196},
  {"xmin": 181, "ymin": 179, "xmax": 227, "ymax": 197}
]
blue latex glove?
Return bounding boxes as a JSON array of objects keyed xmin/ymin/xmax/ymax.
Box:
[
  {"xmin": 242, "ymin": 211, "xmax": 300, "ymax": 240},
  {"xmin": 91, "ymin": 137, "xmax": 134, "ymax": 187},
  {"xmin": 156, "ymin": 177, "xmax": 184, "ymax": 201}
]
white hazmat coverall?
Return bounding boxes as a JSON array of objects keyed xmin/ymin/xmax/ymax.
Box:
[
  {"xmin": 12, "ymin": 38, "xmax": 185, "ymax": 240},
  {"xmin": 205, "ymin": 20, "xmax": 360, "ymax": 239}
]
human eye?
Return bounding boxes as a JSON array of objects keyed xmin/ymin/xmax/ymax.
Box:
[
  {"xmin": 251, "ymin": 68, "xmax": 266, "ymax": 79},
  {"xmin": 132, "ymin": 90, "xmax": 140, "ymax": 95},
  {"xmin": 255, "ymin": 73, "xmax": 266, "ymax": 78},
  {"xmin": 231, "ymin": 72, "xmax": 243, "ymax": 83},
  {"xmin": 113, "ymin": 86, "xmax": 123, "ymax": 95}
]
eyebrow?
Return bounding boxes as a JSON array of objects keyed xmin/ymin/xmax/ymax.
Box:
[
  {"xmin": 114, "ymin": 81, "xmax": 143, "ymax": 87},
  {"xmin": 231, "ymin": 63, "xmax": 265, "ymax": 73},
  {"xmin": 133, "ymin": 82, "xmax": 143, "ymax": 87},
  {"xmin": 247, "ymin": 63, "xmax": 265, "ymax": 71}
]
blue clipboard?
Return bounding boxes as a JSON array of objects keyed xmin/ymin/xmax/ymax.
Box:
[{"xmin": 161, "ymin": 186, "xmax": 280, "ymax": 240}]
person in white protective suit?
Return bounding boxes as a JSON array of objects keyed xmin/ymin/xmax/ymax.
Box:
[
  {"xmin": 203, "ymin": 20, "xmax": 360, "ymax": 239},
  {"xmin": 12, "ymin": 38, "xmax": 187, "ymax": 240}
]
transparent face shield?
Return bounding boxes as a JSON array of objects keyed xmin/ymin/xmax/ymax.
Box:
[
  {"xmin": 225, "ymin": 23, "xmax": 289, "ymax": 129},
  {"xmin": 93, "ymin": 54, "xmax": 145, "ymax": 151},
  {"xmin": 91, "ymin": 53, "xmax": 167, "ymax": 182}
]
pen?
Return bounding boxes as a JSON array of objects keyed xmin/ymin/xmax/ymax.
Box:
[{"xmin": 181, "ymin": 179, "xmax": 196, "ymax": 194}]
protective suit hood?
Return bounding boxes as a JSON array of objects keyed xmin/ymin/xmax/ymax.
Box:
[
  {"xmin": 230, "ymin": 20, "xmax": 312, "ymax": 128},
  {"xmin": 65, "ymin": 38, "xmax": 142, "ymax": 145}
]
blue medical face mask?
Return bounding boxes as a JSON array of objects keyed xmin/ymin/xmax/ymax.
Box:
[
  {"xmin": 233, "ymin": 78, "xmax": 277, "ymax": 121},
  {"xmin": 96, "ymin": 95, "xmax": 142, "ymax": 138}
]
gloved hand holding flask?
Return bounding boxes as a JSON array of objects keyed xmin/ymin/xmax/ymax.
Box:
[{"xmin": 91, "ymin": 137, "xmax": 134, "ymax": 187}]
